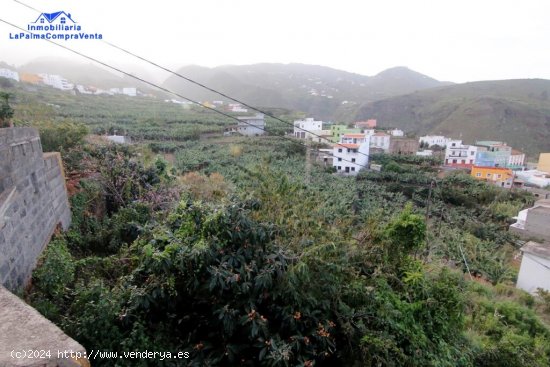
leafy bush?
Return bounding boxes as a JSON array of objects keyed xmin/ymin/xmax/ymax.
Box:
[
  {"xmin": 25, "ymin": 120, "xmax": 88, "ymax": 152},
  {"xmin": 32, "ymin": 238, "xmax": 75, "ymax": 298}
]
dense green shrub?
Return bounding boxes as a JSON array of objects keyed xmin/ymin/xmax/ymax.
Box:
[{"xmin": 32, "ymin": 238, "xmax": 75, "ymax": 298}]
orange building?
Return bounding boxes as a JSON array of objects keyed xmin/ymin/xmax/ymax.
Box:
[
  {"xmin": 471, "ymin": 166, "xmax": 514, "ymax": 189},
  {"xmin": 19, "ymin": 72, "xmax": 42, "ymax": 84},
  {"xmin": 538, "ymin": 153, "xmax": 550, "ymax": 173}
]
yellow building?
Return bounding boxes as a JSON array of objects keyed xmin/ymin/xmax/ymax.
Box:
[
  {"xmin": 471, "ymin": 166, "xmax": 514, "ymax": 189},
  {"xmin": 537, "ymin": 153, "xmax": 550, "ymax": 173}
]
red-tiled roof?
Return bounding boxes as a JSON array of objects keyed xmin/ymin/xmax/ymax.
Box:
[{"xmin": 373, "ymin": 132, "xmax": 389, "ymax": 137}]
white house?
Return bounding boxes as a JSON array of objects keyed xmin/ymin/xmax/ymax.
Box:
[
  {"xmin": 419, "ymin": 135, "xmax": 451, "ymax": 148},
  {"xmin": 235, "ymin": 114, "xmax": 265, "ymax": 136},
  {"xmin": 416, "ymin": 150, "xmax": 433, "ymax": 157},
  {"xmin": 122, "ymin": 87, "xmax": 137, "ymax": 97},
  {"xmin": 106, "ymin": 135, "xmax": 129, "ymax": 144},
  {"xmin": 444, "ymin": 140, "xmax": 480, "ymax": 166},
  {"xmin": 39, "ymin": 74, "xmax": 73, "ymax": 90},
  {"xmin": 389, "ymin": 129, "xmax": 404, "ymax": 137},
  {"xmin": 75, "ymin": 85, "xmax": 93, "ymax": 94},
  {"xmin": 370, "ymin": 132, "xmax": 390, "ymax": 152},
  {"xmin": 341, "ymin": 133, "xmax": 368, "ymax": 145},
  {"xmin": 516, "ymin": 241, "xmax": 550, "ymax": 293},
  {"xmin": 508, "ymin": 150, "xmax": 526, "ymax": 167},
  {"xmin": 333, "ymin": 139, "xmax": 370, "ymax": 175},
  {"xmin": 0, "ymin": 68, "xmax": 19, "ymax": 82},
  {"xmin": 94, "ymin": 89, "xmax": 114, "ymax": 96},
  {"xmin": 510, "ymin": 199, "xmax": 550, "ymax": 240},
  {"xmin": 293, "ymin": 117, "xmax": 324, "ymax": 139},
  {"xmin": 514, "ymin": 170, "xmax": 550, "ymax": 188}
]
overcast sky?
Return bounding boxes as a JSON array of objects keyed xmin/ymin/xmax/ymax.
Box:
[{"xmin": 1, "ymin": 0, "xmax": 549, "ymax": 83}]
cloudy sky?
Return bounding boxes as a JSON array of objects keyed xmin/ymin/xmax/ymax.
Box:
[{"xmin": 0, "ymin": 0, "xmax": 549, "ymax": 83}]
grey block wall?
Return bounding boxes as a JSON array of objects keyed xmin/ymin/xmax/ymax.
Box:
[
  {"xmin": 0, "ymin": 128, "xmax": 71, "ymax": 291},
  {"xmin": 525, "ymin": 207, "xmax": 550, "ymax": 242}
]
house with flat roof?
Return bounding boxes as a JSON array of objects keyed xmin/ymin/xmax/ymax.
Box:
[
  {"xmin": 370, "ymin": 132, "xmax": 390, "ymax": 152},
  {"xmin": 538, "ymin": 153, "xmax": 550, "ymax": 173},
  {"xmin": 419, "ymin": 135, "xmax": 451, "ymax": 148},
  {"xmin": 234, "ymin": 114, "xmax": 265, "ymax": 136},
  {"xmin": 510, "ymin": 199, "xmax": 550, "ymax": 241},
  {"xmin": 444, "ymin": 140, "xmax": 481, "ymax": 167},
  {"xmin": 293, "ymin": 118, "xmax": 327, "ymax": 141},
  {"xmin": 0, "ymin": 68, "xmax": 19, "ymax": 82},
  {"xmin": 516, "ymin": 241, "xmax": 550, "ymax": 293},
  {"xmin": 471, "ymin": 166, "xmax": 514, "ymax": 189}
]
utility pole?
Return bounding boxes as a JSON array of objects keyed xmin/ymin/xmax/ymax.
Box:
[{"xmin": 305, "ymin": 138, "xmax": 311, "ymax": 185}]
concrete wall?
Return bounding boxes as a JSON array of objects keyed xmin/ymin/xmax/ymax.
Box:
[
  {"xmin": 525, "ymin": 207, "xmax": 550, "ymax": 241},
  {"xmin": 0, "ymin": 285, "xmax": 89, "ymax": 367},
  {"xmin": 0, "ymin": 128, "xmax": 71, "ymax": 291},
  {"xmin": 516, "ymin": 253, "xmax": 550, "ymax": 294}
]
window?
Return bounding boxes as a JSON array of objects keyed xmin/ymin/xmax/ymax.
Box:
[
  {"xmin": 338, "ymin": 158, "xmax": 342, "ymax": 162},
  {"xmin": 347, "ymin": 149, "xmax": 351, "ymax": 153},
  {"xmin": 351, "ymin": 158, "xmax": 356, "ymax": 163},
  {"xmin": 353, "ymin": 149, "xmax": 357, "ymax": 153},
  {"xmin": 40, "ymin": 18, "xmax": 45, "ymax": 23},
  {"xmin": 338, "ymin": 149, "xmax": 342, "ymax": 153},
  {"xmin": 461, "ymin": 159, "xmax": 465, "ymax": 164},
  {"xmin": 476, "ymin": 173, "xmax": 481, "ymax": 177},
  {"xmin": 486, "ymin": 173, "xmax": 491, "ymax": 177},
  {"xmin": 351, "ymin": 167, "xmax": 355, "ymax": 171},
  {"xmin": 60, "ymin": 17, "xmax": 66, "ymax": 24},
  {"xmin": 470, "ymin": 151, "xmax": 475, "ymax": 155},
  {"xmin": 497, "ymin": 174, "xmax": 501, "ymax": 178},
  {"xmin": 337, "ymin": 166, "xmax": 341, "ymax": 170},
  {"xmin": 452, "ymin": 159, "xmax": 457, "ymax": 164}
]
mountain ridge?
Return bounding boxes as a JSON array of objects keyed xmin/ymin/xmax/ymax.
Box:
[
  {"xmin": 352, "ymin": 78, "xmax": 550, "ymax": 157},
  {"xmin": 162, "ymin": 63, "xmax": 452, "ymax": 119}
]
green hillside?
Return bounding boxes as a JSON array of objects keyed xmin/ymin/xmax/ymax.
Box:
[
  {"xmin": 353, "ymin": 79, "xmax": 550, "ymax": 157},
  {"xmin": 162, "ymin": 64, "xmax": 451, "ymax": 120}
]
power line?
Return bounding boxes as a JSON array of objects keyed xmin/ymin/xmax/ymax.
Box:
[
  {"xmin": 11, "ymin": 0, "xmax": 372, "ymax": 162},
  {"xmin": 0, "ymin": 17, "xmax": 369, "ymax": 171}
]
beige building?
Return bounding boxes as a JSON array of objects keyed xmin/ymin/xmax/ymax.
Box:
[{"xmin": 538, "ymin": 153, "xmax": 550, "ymax": 173}]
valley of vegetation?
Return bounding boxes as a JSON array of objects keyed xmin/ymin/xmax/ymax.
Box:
[{"xmin": 2, "ymin": 82, "xmax": 550, "ymax": 366}]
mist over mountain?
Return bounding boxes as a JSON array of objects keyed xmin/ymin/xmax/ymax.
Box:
[
  {"xmin": 162, "ymin": 63, "xmax": 453, "ymax": 119},
  {"xmin": 353, "ymin": 79, "xmax": 550, "ymax": 157},
  {"xmin": 15, "ymin": 58, "xmax": 166, "ymax": 91}
]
